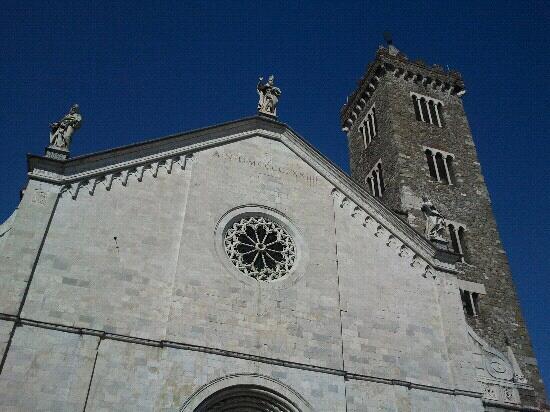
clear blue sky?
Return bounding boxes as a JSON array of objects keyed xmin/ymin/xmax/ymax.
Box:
[{"xmin": 1, "ymin": 0, "xmax": 548, "ymax": 390}]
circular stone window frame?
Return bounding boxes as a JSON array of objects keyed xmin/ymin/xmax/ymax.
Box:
[{"xmin": 214, "ymin": 205, "xmax": 308, "ymax": 290}]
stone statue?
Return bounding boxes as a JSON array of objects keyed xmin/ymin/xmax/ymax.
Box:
[
  {"xmin": 49, "ymin": 104, "xmax": 82, "ymax": 151},
  {"xmin": 421, "ymin": 196, "xmax": 447, "ymax": 242},
  {"xmin": 257, "ymin": 75, "xmax": 281, "ymax": 116}
]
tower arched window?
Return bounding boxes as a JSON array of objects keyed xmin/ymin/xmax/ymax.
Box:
[
  {"xmin": 420, "ymin": 98, "xmax": 430, "ymax": 123},
  {"xmin": 411, "ymin": 93, "xmax": 443, "ymax": 127},
  {"xmin": 424, "ymin": 147, "xmax": 454, "ymax": 185},
  {"xmin": 360, "ymin": 104, "xmax": 378, "ymax": 148},
  {"xmin": 447, "ymin": 221, "xmax": 468, "ymax": 262},
  {"xmin": 366, "ymin": 159, "xmax": 385, "ymax": 198},
  {"xmin": 412, "ymin": 95, "xmax": 422, "ymax": 121}
]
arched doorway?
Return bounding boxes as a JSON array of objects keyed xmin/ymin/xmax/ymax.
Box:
[
  {"xmin": 180, "ymin": 374, "xmax": 313, "ymax": 412},
  {"xmin": 195, "ymin": 384, "xmax": 301, "ymax": 411}
]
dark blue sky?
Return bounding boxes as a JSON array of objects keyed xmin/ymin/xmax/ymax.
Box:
[{"xmin": 1, "ymin": 0, "xmax": 548, "ymax": 389}]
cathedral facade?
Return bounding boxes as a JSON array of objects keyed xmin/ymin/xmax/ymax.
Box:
[{"xmin": 0, "ymin": 46, "xmax": 547, "ymax": 411}]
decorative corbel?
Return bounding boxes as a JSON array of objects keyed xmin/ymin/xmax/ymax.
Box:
[
  {"xmin": 136, "ymin": 165, "xmax": 145, "ymax": 182},
  {"xmin": 121, "ymin": 170, "xmax": 130, "ymax": 186},
  {"xmin": 104, "ymin": 174, "xmax": 114, "ymax": 191},
  {"xmin": 374, "ymin": 225, "xmax": 385, "ymax": 237},
  {"xmin": 89, "ymin": 178, "xmax": 99, "ymax": 195},
  {"xmin": 151, "ymin": 162, "xmax": 160, "ymax": 178},
  {"xmin": 71, "ymin": 181, "xmax": 83, "ymax": 200},
  {"xmin": 166, "ymin": 158, "xmax": 174, "ymax": 174}
]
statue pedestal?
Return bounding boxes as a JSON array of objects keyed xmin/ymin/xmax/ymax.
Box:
[
  {"xmin": 45, "ymin": 146, "xmax": 69, "ymax": 160},
  {"xmin": 258, "ymin": 111, "xmax": 277, "ymax": 120},
  {"xmin": 431, "ymin": 238, "xmax": 461, "ymax": 264},
  {"xmin": 431, "ymin": 238, "xmax": 450, "ymax": 251}
]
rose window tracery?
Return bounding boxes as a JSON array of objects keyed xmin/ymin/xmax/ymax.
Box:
[{"xmin": 224, "ymin": 216, "xmax": 296, "ymax": 281}]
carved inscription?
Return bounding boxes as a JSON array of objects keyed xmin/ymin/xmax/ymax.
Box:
[{"xmin": 213, "ymin": 151, "xmax": 318, "ymax": 186}]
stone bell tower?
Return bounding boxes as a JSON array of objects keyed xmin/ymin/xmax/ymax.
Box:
[{"xmin": 340, "ymin": 41, "xmax": 547, "ymax": 409}]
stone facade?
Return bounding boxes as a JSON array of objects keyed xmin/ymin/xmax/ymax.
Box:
[
  {"xmin": 0, "ymin": 65, "xmax": 546, "ymax": 409},
  {"xmin": 342, "ymin": 46, "xmax": 548, "ymax": 410}
]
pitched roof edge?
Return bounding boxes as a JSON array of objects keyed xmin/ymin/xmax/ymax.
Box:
[
  {"xmin": 25, "ymin": 115, "xmax": 456, "ymax": 273},
  {"xmin": 27, "ymin": 114, "xmax": 285, "ymax": 172},
  {"xmin": 278, "ymin": 127, "xmax": 457, "ymax": 274}
]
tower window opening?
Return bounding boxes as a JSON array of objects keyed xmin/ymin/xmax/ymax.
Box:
[
  {"xmin": 458, "ymin": 226, "xmax": 469, "ymax": 262},
  {"xmin": 424, "ymin": 147, "xmax": 454, "ymax": 185},
  {"xmin": 361, "ymin": 104, "xmax": 378, "ymax": 148},
  {"xmin": 460, "ymin": 289, "xmax": 480, "ymax": 317},
  {"xmin": 411, "ymin": 92, "xmax": 443, "ymax": 127},
  {"xmin": 447, "ymin": 221, "xmax": 468, "ymax": 262},
  {"xmin": 435, "ymin": 152, "xmax": 448, "ymax": 184},
  {"xmin": 420, "ymin": 98, "xmax": 430, "ymax": 123},
  {"xmin": 437, "ymin": 102, "xmax": 445, "ymax": 127},
  {"xmin": 425, "ymin": 149, "xmax": 438, "ymax": 181},
  {"xmin": 366, "ymin": 160, "xmax": 384, "ymax": 197},
  {"xmin": 412, "ymin": 95, "xmax": 422, "ymax": 121}
]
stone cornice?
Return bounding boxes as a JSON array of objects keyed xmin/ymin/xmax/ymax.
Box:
[{"xmin": 340, "ymin": 47, "xmax": 466, "ymax": 132}]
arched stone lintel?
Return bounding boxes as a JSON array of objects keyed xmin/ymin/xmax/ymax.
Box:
[{"xmin": 180, "ymin": 373, "xmax": 314, "ymax": 412}]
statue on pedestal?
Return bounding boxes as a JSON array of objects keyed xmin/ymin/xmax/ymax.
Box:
[
  {"xmin": 49, "ymin": 104, "xmax": 82, "ymax": 151},
  {"xmin": 421, "ymin": 196, "xmax": 447, "ymax": 242},
  {"xmin": 257, "ymin": 75, "xmax": 281, "ymax": 116}
]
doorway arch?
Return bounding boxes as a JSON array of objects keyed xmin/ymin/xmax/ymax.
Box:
[{"xmin": 180, "ymin": 373, "xmax": 313, "ymax": 412}]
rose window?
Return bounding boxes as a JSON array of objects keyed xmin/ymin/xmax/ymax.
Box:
[{"xmin": 224, "ymin": 216, "xmax": 296, "ymax": 281}]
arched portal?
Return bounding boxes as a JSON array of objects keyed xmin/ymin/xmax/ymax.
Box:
[
  {"xmin": 180, "ymin": 374, "xmax": 313, "ymax": 412},
  {"xmin": 195, "ymin": 384, "xmax": 301, "ymax": 411}
]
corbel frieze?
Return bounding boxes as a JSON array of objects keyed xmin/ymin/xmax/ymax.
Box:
[
  {"xmin": 330, "ymin": 188, "xmax": 435, "ymax": 279},
  {"xmin": 60, "ymin": 154, "xmax": 193, "ymax": 200}
]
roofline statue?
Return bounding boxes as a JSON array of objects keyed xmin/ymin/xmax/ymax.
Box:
[
  {"xmin": 49, "ymin": 104, "xmax": 82, "ymax": 153},
  {"xmin": 257, "ymin": 75, "xmax": 281, "ymax": 117}
]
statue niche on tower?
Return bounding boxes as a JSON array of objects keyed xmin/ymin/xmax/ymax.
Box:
[
  {"xmin": 257, "ymin": 75, "xmax": 281, "ymax": 117},
  {"xmin": 46, "ymin": 104, "xmax": 82, "ymax": 158}
]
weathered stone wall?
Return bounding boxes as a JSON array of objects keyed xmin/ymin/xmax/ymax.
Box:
[
  {"xmin": 0, "ymin": 180, "xmax": 60, "ymax": 316},
  {"xmin": 346, "ymin": 380, "xmax": 483, "ymax": 412},
  {"xmin": 85, "ymin": 339, "xmax": 347, "ymax": 411},
  {"xmin": 0, "ymin": 325, "xmax": 98, "ymax": 411},
  {"xmin": 346, "ymin": 51, "xmax": 547, "ymax": 407},
  {"xmin": 0, "ymin": 129, "xmax": 509, "ymax": 410},
  {"xmin": 0, "ymin": 320, "xmax": 13, "ymax": 363},
  {"xmin": 347, "ymin": 81, "xmax": 403, "ymax": 214},
  {"xmin": 334, "ymin": 194, "xmax": 478, "ymax": 393},
  {"xmin": 20, "ymin": 164, "xmax": 193, "ymax": 340}
]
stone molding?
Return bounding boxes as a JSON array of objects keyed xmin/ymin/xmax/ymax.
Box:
[
  {"xmin": 331, "ymin": 188, "xmax": 438, "ymax": 280},
  {"xmin": 180, "ymin": 373, "xmax": 313, "ymax": 412},
  {"xmin": 0, "ymin": 313, "xmax": 487, "ymax": 403}
]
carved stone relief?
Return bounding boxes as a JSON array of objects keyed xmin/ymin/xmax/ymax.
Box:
[{"xmin": 468, "ymin": 326, "xmax": 531, "ymax": 406}]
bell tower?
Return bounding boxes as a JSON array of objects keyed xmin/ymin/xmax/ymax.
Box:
[{"xmin": 340, "ymin": 41, "xmax": 547, "ymax": 408}]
